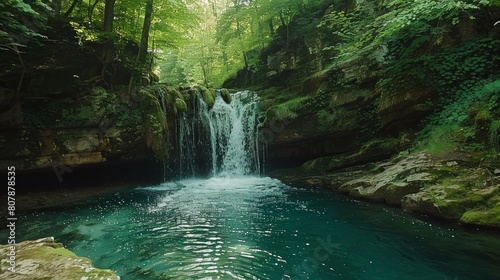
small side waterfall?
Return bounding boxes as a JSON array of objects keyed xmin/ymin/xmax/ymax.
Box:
[{"xmin": 176, "ymin": 90, "xmax": 263, "ymax": 178}]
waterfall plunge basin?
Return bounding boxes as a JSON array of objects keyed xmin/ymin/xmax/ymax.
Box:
[
  {"xmin": 5, "ymin": 91, "xmax": 500, "ymax": 279},
  {"xmin": 7, "ymin": 176, "xmax": 500, "ymax": 280}
]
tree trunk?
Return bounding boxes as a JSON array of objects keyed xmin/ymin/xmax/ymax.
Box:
[
  {"xmin": 88, "ymin": 0, "xmax": 99, "ymax": 23},
  {"xmin": 268, "ymin": 18, "xmax": 274, "ymax": 34},
  {"xmin": 201, "ymin": 64, "xmax": 209, "ymax": 87},
  {"xmin": 137, "ymin": 0, "xmax": 154, "ymax": 67},
  {"xmin": 279, "ymin": 12, "xmax": 286, "ymax": 26},
  {"xmin": 129, "ymin": 0, "xmax": 154, "ymax": 91},
  {"xmin": 222, "ymin": 50, "xmax": 228, "ymax": 71},
  {"xmin": 101, "ymin": 0, "xmax": 116, "ymax": 87},
  {"xmin": 243, "ymin": 51, "xmax": 249, "ymax": 69},
  {"xmin": 64, "ymin": 0, "xmax": 80, "ymax": 17},
  {"xmin": 103, "ymin": 0, "xmax": 116, "ymax": 33}
]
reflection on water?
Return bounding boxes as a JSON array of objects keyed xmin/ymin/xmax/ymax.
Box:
[{"xmin": 10, "ymin": 177, "xmax": 500, "ymax": 280}]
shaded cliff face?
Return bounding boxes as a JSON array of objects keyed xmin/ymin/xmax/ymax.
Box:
[
  {"xmin": 0, "ymin": 19, "xmax": 151, "ymax": 179},
  {"xmin": 258, "ymin": 61, "xmax": 431, "ymax": 169},
  {"xmin": 240, "ymin": 2, "xmax": 500, "ymax": 170}
]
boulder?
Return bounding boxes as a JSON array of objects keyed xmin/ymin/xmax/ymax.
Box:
[
  {"xmin": 0, "ymin": 237, "xmax": 120, "ymax": 280},
  {"xmin": 339, "ymin": 153, "xmax": 433, "ymax": 205}
]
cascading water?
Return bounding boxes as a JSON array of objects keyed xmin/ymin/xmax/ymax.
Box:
[
  {"xmin": 176, "ymin": 90, "xmax": 262, "ymax": 178},
  {"xmin": 210, "ymin": 91, "xmax": 261, "ymax": 176}
]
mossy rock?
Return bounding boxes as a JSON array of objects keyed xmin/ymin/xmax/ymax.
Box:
[
  {"xmin": 165, "ymin": 85, "xmax": 183, "ymax": 100},
  {"xmin": 257, "ymin": 87, "xmax": 300, "ymax": 110},
  {"xmin": 403, "ymin": 182, "xmax": 476, "ymax": 220},
  {"xmin": 301, "ymin": 156, "xmax": 332, "ymax": 175},
  {"xmin": 182, "ymin": 93, "xmax": 191, "ymax": 103},
  {"xmin": 385, "ymin": 182, "xmax": 423, "ymax": 205},
  {"xmin": 461, "ymin": 202, "xmax": 500, "ymax": 228},
  {"xmin": 435, "ymin": 197, "xmax": 473, "ymax": 218},
  {"xmin": 475, "ymin": 109, "xmax": 490, "ymax": 124},
  {"xmin": 0, "ymin": 237, "xmax": 120, "ymax": 279},
  {"xmin": 196, "ymin": 85, "xmax": 216, "ymax": 108},
  {"xmin": 327, "ymin": 138, "xmax": 399, "ymax": 171},
  {"xmin": 466, "ymin": 186, "xmax": 500, "ymax": 203},
  {"xmin": 220, "ymin": 88, "xmax": 232, "ymax": 104},
  {"xmin": 140, "ymin": 91, "xmax": 168, "ymax": 160},
  {"xmin": 175, "ymin": 98, "xmax": 187, "ymax": 112}
]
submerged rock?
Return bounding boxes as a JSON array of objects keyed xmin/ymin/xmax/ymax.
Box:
[{"xmin": 0, "ymin": 237, "xmax": 120, "ymax": 280}]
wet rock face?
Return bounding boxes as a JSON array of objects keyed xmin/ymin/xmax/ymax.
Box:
[{"xmin": 0, "ymin": 237, "xmax": 120, "ymax": 280}]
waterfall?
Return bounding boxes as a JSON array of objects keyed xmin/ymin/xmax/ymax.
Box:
[{"xmin": 176, "ymin": 90, "xmax": 262, "ymax": 178}]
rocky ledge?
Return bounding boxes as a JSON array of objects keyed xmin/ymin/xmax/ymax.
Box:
[
  {"xmin": 0, "ymin": 237, "xmax": 119, "ymax": 280},
  {"xmin": 272, "ymin": 152, "xmax": 500, "ymax": 228}
]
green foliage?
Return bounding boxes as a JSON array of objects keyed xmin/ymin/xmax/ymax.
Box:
[
  {"xmin": 24, "ymin": 87, "xmax": 142, "ymax": 130},
  {"xmin": 416, "ymin": 38, "xmax": 499, "ymax": 147},
  {"xmin": 0, "ymin": 0, "xmax": 50, "ymax": 50},
  {"xmin": 417, "ymin": 124, "xmax": 464, "ymax": 157},
  {"xmin": 267, "ymin": 96, "xmax": 307, "ymax": 122},
  {"xmin": 316, "ymin": 108, "xmax": 355, "ymax": 132}
]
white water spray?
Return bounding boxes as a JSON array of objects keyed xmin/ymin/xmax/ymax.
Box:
[{"xmin": 177, "ymin": 90, "xmax": 262, "ymax": 178}]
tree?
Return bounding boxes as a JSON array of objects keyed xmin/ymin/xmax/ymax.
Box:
[
  {"xmin": 129, "ymin": 0, "xmax": 154, "ymax": 90},
  {"xmin": 103, "ymin": 0, "xmax": 115, "ymax": 33},
  {"xmin": 137, "ymin": 0, "xmax": 153, "ymax": 67},
  {"xmin": 0, "ymin": 0, "xmax": 50, "ymax": 93}
]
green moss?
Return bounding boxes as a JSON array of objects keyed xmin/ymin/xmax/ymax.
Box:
[
  {"xmin": 475, "ymin": 109, "xmax": 490, "ymax": 122},
  {"xmin": 469, "ymin": 187, "xmax": 500, "ymax": 203},
  {"xmin": 197, "ymin": 85, "xmax": 216, "ymax": 107},
  {"xmin": 175, "ymin": 98, "xmax": 187, "ymax": 112},
  {"xmin": 316, "ymin": 108, "xmax": 357, "ymax": 132},
  {"xmin": 436, "ymin": 198, "xmax": 472, "ymax": 217},
  {"xmin": 461, "ymin": 204, "xmax": 500, "ymax": 227},
  {"xmin": 265, "ymin": 96, "xmax": 309, "ymax": 123},
  {"xmin": 417, "ymin": 124, "xmax": 462, "ymax": 157},
  {"xmin": 30, "ymin": 246, "xmax": 77, "ymax": 259},
  {"xmin": 258, "ymin": 87, "xmax": 300, "ymax": 110},
  {"xmin": 360, "ymin": 138, "xmax": 399, "ymax": 154},
  {"xmin": 140, "ymin": 91, "xmax": 168, "ymax": 160},
  {"xmin": 301, "ymin": 156, "xmax": 332, "ymax": 174},
  {"xmin": 220, "ymin": 88, "xmax": 232, "ymax": 104},
  {"xmin": 166, "ymin": 85, "xmax": 183, "ymax": 99}
]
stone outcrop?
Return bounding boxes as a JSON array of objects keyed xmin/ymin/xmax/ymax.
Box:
[
  {"xmin": 272, "ymin": 152, "xmax": 500, "ymax": 228},
  {"xmin": 0, "ymin": 128, "xmax": 146, "ymax": 171},
  {"xmin": 337, "ymin": 153, "xmax": 433, "ymax": 205},
  {"xmin": 0, "ymin": 237, "xmax": 120, "ymax": 280},
  {"xmin": 377, "ymin": 81, "xmax": 435, "ymax": 130}
]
